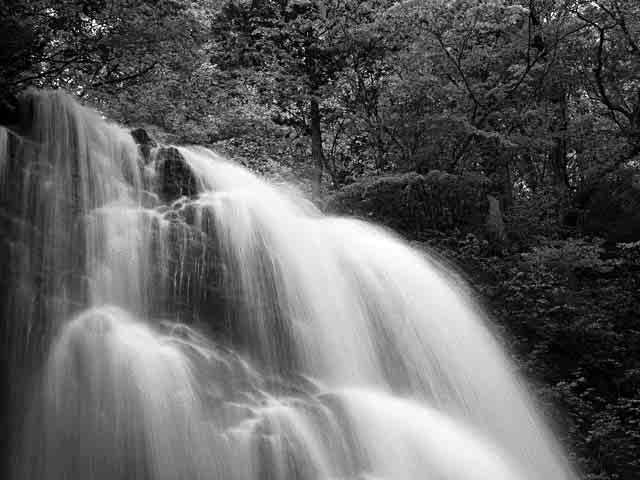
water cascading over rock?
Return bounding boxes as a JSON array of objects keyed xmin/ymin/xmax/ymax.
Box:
[{"xmin": 0, "ymin": 90, "xmax": 577, "ymax": 480}]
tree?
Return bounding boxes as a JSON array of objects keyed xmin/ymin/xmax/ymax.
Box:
[
  {"xmin": 210, "ymin": 0, "xmax": 396, "ymax": 195},
  {"xmin": 565, "ymin": 0, "xmax": 640, "ymax": 174},
  {"xmin": 0, "ymin": 0, "xmax": 206, "ymax": 124}
]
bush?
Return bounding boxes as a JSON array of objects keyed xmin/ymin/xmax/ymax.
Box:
[
  {"xmin": 575, "ymin": 168, "xmax": 640, "ymax": 243},
  {"xmin": 325, "ymin": 170, "xmax": 491, "ymax": 237},
  {"xmin": 424, "ymin": 233, "xmax": 640, "ymax": 480}
]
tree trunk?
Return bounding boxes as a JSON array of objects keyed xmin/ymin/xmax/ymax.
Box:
[
  {"xmin": 550, "ymin": 136, "xmax": 568, "ymax": 190},
  {"xmin": 375, "ymin": 121, "xmax": 385, "ymax": 170},
  {"xmin": 502, "ymin": 156, "xmax": 513, "ymax": 208},
  {"xmin": 549, "ymin": 84, "xmax": 569, "ymax": 191},
  {"xmin": 310, "ymin": 97, "xmax": 325, "ymax": 198}
]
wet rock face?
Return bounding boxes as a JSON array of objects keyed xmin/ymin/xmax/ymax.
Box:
[
  {"xmin": 130, "ymin": 128, "xmax": 154, "ymax": 146},
  {"xmin": 130, "ymin": 128, "xmax": 157, "ymax": 162},
  {"xmin": 157, "ymin": 147, "xmax": 198, "ymax": 202}
]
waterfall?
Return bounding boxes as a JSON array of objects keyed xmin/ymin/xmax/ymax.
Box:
[{"xmin": 1, "ymin": 90, "xmax": 577, "ymax": 480}]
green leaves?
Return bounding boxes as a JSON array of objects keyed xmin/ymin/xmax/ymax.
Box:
[{"xmin": 0, "ymin": 0, "xmax": 207, "ymax": 123}]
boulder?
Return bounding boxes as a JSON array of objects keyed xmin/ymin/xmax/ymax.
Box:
[
  {"xmin": 130, "ymin": 127, "xmax": 157, "ymax": 162},
  {"xmin": 156, "ymin": 147, "xmax": 198, "ymax": 202}
]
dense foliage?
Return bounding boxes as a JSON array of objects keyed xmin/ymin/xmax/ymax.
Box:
[
  {"xmin": 424, "ymin": 231, "xmax": 640, "ymax": 480},
  {"xmin": 1, "ymin": 1, "xmax": 640, "ymax": 479}
]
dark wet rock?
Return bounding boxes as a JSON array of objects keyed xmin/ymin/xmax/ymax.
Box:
[
  {"xmin": 130, "ymin": 128, "xmax": 157, "ymax": 162},
  {"xmin": 130, "ymin": 127, "xmax": 155, "ymax": 146},
  {"xmin": 156, "ymin": 147, "xmax": 198, "ymax": 202},
  {"xmin": 0, "ymin": 94, "xmax": 20, "ymax": 129}
]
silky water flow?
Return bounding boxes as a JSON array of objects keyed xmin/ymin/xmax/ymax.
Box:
[{"xmin": 0, "ymin": 90, "xmax": 577, "ymax": 480}]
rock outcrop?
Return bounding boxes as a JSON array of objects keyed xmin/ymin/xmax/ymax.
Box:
[
  {"xmin": 156, "ymin": 146, "xmax": 198, "ymax": 202},
  {"xmin": 130, "ymin": 127, "xmax": 157, "ymax": 162}
]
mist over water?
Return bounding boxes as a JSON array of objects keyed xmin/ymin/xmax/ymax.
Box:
[{"xmin": 2, "ymin": 90, "xmax": 576, "ymax": 480}]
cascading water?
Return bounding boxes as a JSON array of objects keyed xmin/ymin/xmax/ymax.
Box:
[{"xmin": 1, "ymin": 90, "xmax": 577, "ymax": 480}]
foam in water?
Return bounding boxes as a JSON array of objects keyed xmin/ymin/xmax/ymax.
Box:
[{"xmin": 2, "ymin": 90, "xmax": 577, "ymax": 480}]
